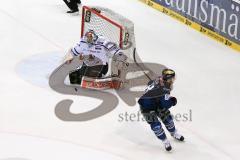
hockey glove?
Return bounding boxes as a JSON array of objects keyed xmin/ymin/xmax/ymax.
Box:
[{"xmin": 170, "ymin": 97, "xmax": 177, "ymax": 106}]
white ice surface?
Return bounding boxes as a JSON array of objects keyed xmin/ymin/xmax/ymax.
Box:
[{"xmin": 0, "ymin": 0, "xmax": 240, "ymax": 160}]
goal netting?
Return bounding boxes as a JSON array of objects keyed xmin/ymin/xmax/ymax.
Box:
[{"xmin": 81, "ymin": 6, "xmax": 156, "ymax": 83}]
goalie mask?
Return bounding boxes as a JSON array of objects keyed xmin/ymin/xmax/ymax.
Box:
[{"xmin": 85, "ymin": 30, "xmax": 98, "ymax": 44}]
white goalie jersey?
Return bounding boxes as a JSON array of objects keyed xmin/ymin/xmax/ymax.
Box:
[{"xmin": 64, "ymin": 35, "xmax": 121, "ymax": 66}]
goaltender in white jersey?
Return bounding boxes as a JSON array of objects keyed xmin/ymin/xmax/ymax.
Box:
[
  {"xmin": 63, "ymin": 30, "xmax": 128, "ymax": 85},
  {"xmin": 72, "ymin": 33, "xmax": 119, "ymax": 65}
]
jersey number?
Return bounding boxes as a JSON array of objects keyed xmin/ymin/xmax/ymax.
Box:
[{"xmin": 144, "ymin": 83, "xmax": 154, "ymax": 93}]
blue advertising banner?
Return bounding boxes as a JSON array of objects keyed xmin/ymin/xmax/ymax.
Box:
[{"xmin": 140, "ymin": 0, "xmax": 240, "ymax": 51}]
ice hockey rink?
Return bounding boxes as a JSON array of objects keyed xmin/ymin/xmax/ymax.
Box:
[{"xmin": 0, "ymin": 0, "xmax": 240, "ymax": 159}]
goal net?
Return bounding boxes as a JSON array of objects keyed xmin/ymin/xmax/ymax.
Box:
[
  {"xmin": 81, "ymin": 6, "xmax": 156, "ymax": 85},
  {"xmin": 81, "ymin": 6, "xmax": 138, "ymax": 61}
]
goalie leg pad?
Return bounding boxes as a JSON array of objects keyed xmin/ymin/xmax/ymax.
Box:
[{"xmin": 111, "ymin": 53, "xmax": 128, "ymax": 81}]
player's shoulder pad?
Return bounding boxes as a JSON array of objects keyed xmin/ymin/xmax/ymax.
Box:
[{"xmin": 95, "ymin": 36, "xmax": 106, "ymax": 44}]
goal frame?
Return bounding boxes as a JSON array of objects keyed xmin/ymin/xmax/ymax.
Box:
[{"xmin": 81, "ymin": 6, "xmax": 124, "ymax": 48}]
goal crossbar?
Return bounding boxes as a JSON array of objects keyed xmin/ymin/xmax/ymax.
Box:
[{"xmin": 81, "ymin": 6, "xmax": 124, "ymax": 48}]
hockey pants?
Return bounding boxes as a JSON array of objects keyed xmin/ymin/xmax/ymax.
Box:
[{"xmin": 69, "ymin": 64, "xmax": 108, "ymax": 85}]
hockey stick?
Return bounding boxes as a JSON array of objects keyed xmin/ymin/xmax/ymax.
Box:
[{"xmin": 132, "ymin": 48, "xmax": 153, "ymax": 81}]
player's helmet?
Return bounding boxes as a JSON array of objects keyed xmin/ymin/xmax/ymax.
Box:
[
  {"xmin": 85, "ymin": 30, "xmax": 98, "ymax": 44},
  {"xmin": 162, "ymin": 68, "xmax": 175, "ymax": 81}
]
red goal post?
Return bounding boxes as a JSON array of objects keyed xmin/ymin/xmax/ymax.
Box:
[
  {"xmin": 80, "ymin": 6, "xmax": 154, "ymax": 87},
  {"xmin": 81, "ymin": 6, "xmax": 124, "ymax": 48},
  {"xmin": 80, "ymin": 6, "xmax": 153, "ymax": 81}
]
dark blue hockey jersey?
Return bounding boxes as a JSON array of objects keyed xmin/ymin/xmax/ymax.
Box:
[{"xmin": 138, "ymin": 77, "xmax": 175, "ymax": 110}]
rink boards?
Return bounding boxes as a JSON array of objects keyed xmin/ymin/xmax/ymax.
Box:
[{"xmin": 140, "ymin": 0, "xmax": 240, "ymax": 52}]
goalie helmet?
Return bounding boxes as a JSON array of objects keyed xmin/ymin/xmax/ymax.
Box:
[
  {"xmin": 162, "ymin": 68, "xmax": 175, "ymax": 81},
  {"xmin": 85, "ymin": 30, "xmax": 98, "ymax": 43}
]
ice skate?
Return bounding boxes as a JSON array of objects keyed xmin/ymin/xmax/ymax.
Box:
[
  {"xmin": 171, "ymin": 131, "xmax": 184, "ymax": 142},
  {"xmin": 163, "ymin": 139, "xmax": 172, "ymax": 152}
]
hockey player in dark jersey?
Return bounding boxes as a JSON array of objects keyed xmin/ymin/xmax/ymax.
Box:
[{"xmin": 138, "ymin": 69, "xmax": 184, "ymax": 151}]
